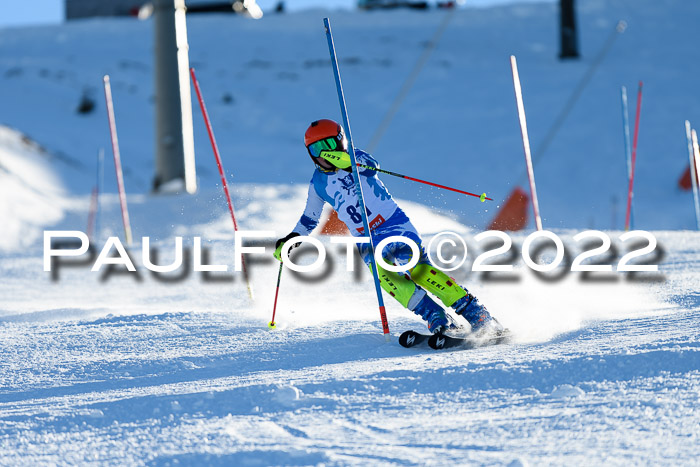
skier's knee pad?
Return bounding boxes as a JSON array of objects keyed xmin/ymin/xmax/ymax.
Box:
[
  {"xmin": 369, "ymin": 264, "xmax": 417, "ymax": 308},
  {"xmin": 409, "ymin": 263, "xmax": 467, "ymax": 307}
]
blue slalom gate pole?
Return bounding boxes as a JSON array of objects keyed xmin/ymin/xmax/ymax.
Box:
[
  {"xmin": 95, "ymin": 148, "xmax": 104, "ymax": 241},
  {"xmin": 324, "ymin": 17, "xmax": 390, "ymax": 338},
  {"xmin": 621, "ymin": 86, "xmax": 634, "ymax": 230}
]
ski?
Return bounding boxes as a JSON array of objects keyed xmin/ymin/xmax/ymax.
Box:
[
  {"xmin": 398, "ymin": 330, "xmax": 431, "ymax": 348},
  {"xmin": 428, "ymin": 330, "xmax": 511, "ymax": 350}
]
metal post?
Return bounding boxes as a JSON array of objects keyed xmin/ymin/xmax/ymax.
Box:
[
  {"xmin": 559, "ymin": 0, "xmax": 579, "ymax": 59},
  {"xmin": 153, "ymin": 0, "xmax": 196, "ymax": 193}
]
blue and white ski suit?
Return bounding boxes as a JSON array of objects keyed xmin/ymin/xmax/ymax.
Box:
[
  {"xmin": 288, "ymin": 149, "xmax": 492, "ymax": 332},
  {"xmin": 292, "ymin": 149, "xmax": 426, "ymax": 267}
]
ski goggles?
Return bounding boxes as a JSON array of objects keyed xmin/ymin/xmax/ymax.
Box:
[{"xmin": 307, "ymin": 136, "xmax": 343, "ymax": 158}]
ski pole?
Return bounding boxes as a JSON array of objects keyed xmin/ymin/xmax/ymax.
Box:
[
  {"xmin": 356, "ymin": 163, "xmax": 491, "ymax": 202},
  {"xmin": 190, "ymin": 67, "xmax": 254, "ymax": 301},
  {"xmin": 268, "ymin": 262, "xmax": 283, "ymax": 329}
]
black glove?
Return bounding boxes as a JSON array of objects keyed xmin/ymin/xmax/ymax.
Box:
[{"xmin": 274, "ymin": 232, "xmax": 301, "ymax": 261}]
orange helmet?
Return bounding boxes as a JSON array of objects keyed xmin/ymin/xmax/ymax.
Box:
[
  {"xmin": 305, "ymin": 119, "xmax": 344, "ymax": 147},
  {"xmin": 304, "ymin": 119, "xmax": 348, "ymax": 171}
]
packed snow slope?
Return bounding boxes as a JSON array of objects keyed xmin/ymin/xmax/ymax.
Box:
[
  {"xmin": 1, "ymin": 0, "xmax": 700, "ymax": 465},
  {"xmin": 0, "ymin": 185, "xmax": 699, "ymax": 465},
  {"xmin": 0, "ymin": 0, "xmax": 699, "ymax": 231}
]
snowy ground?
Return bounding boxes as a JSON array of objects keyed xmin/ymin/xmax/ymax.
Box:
[
  {"xmin": 1, "ymin": 185, "xmax": 699, "ymax": 465},
  {"xmin": 1, "ymin": 0, "xmax": 699, "ymax": 465}
]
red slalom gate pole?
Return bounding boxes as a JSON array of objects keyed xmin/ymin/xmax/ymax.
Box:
[
  {"xmin": 625, "ymin": 81, "xmax": 643, "ymax": 231},
  {"xmin": 190, "ymin": 68, "xmax": 254, "ymax": 301},
  {"xmin": 357, "ymin": 163, "xmax": 491, "ymax": 201},
  {"xmin": 510, "ymin": 56, "xmax": 543, "ymax": 231},
  {"xmin": 103, "ymin": 75, "xmax": 133, "ymax": 245}
]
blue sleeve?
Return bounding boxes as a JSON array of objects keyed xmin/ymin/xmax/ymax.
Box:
[
  {"xmin": 293, "ymin": 180, "xmax": 326, "ymax": 235},
  {"xmin": 355, "ymin": 149, "xmax": 379, "ymax": 176}
]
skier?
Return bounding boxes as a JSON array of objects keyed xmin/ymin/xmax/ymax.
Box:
[{"xmin": 274, "ymin": 119, "xmax": 503, "ymax": 335}]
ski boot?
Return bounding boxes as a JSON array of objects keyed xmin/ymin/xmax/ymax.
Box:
[
  {"xmin": 452, "ymin": 293, "xmax": 503, "ymax": 336},
  {"xmin": 412, "ymin": 294, "xmax": 449, "ymax": 334}
]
